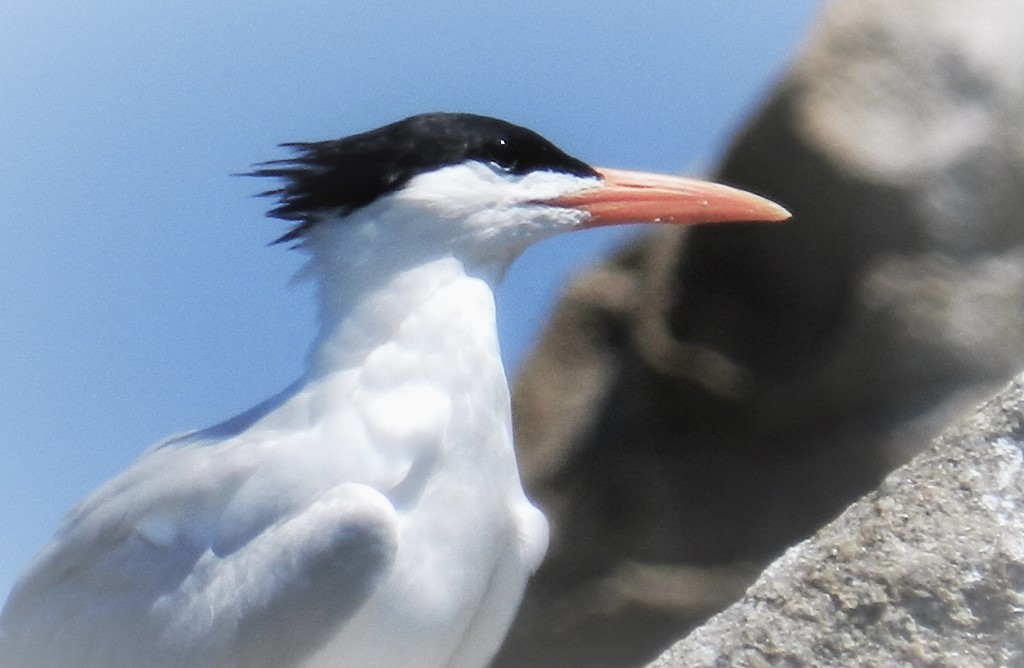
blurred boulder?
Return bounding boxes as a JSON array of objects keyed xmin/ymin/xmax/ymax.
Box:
[
  {"xmin": 650, "ymin": 373, "xmax": 1024, "ymax": 668},
  {"xmin": 495, "ymin": 0, "xmax": 1024, "ymax": 665}
]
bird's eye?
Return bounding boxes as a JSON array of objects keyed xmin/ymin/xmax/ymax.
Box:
[{"xmin": 485, "ymin": 138, "xmax": 517, "ymax": 172}]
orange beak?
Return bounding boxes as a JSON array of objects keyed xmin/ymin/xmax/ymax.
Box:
[{"xmin": 549, "ymin": 167, "xmax": 790, "ymax": 228}]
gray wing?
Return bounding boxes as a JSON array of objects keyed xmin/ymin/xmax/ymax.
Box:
[{"xmin": 0, "ymin": 483, "xmax": 399, "ymax": 668}]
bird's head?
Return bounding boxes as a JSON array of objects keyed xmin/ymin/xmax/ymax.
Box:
[{"xmin": 250, "ymin": 113, "xmax": 789, "ymax": 281}]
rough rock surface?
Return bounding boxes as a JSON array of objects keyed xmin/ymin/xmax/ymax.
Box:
[
  {"xmin": 495, "ymin": 0, "xmax": 1024, "ymax": 666},
  {"xmin": 650, "ymin": 374, "xmax": 1024, "ymax": 668}
]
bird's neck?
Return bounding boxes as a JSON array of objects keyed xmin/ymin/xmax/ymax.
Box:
[
  {"xmin": 292, "ymin": 246, "xmax": 517, "ymax": 482},
  {"xmin": 302, "ymin": 215, "xmax": 509, "ymax": 382},
  {"xmin": 312, "ymin": 258, "xmax": 489, "ymax": 369}
]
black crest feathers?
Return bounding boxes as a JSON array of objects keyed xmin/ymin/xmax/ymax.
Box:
[{"xmin": 247, "ymin": 113, "xmax": 596, "ymax": 244}]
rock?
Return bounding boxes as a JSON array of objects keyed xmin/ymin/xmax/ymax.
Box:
[
  {"xmin": 495, "ymin": 0, "xmax": 1024, "ymax": 665},
  {"xmin": 649, "ymin": 373, "xmax": 1024, "ymax": 668}
]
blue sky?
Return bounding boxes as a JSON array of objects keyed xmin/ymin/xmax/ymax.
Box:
[{"xmin": 0, "ymin": 0, "xmax": 820, "ymax": 599}]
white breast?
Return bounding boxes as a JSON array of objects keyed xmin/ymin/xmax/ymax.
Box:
[{"xmin": 301, "ymin": 268, "xmax": 549, "ymax": 667}]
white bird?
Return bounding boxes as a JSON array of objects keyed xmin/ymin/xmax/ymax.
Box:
[{"xmin": 0, "ymin": 113, "xmax": 789, "ymax": 668}]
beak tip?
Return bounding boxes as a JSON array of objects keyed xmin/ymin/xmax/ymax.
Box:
[{"xmin": 766, "ymin": 202, "xmax": 793, "ymax": 222}]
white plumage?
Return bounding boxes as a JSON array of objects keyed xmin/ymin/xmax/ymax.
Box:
[{"xmin": 0, "ymin": 114, "xmax": 788, "ymax": 667}]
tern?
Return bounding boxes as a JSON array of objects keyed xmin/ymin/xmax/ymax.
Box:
[{"xmin": 0, "ymin": 112, "xmax": 789, "ymax": 668}]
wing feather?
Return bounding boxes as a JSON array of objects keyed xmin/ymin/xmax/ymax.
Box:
[{"xmin": 0, "ymin": 449, "xmax": 398, "ymax": 668}]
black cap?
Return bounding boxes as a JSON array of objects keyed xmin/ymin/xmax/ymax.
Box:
[{"xmin": 249, "ymin": 113, "xmax": 597, "ymax": 243}]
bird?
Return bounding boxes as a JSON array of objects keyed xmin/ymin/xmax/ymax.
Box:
[{"xmin": 0, "ymin": 112, "xmax": 789, "ymax": 668}]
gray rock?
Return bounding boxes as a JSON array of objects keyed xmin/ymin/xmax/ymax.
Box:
[
  {"xmin": 650, "ymin": 373, "xmax": 1024, "ymax": 668},
  {"xmin": 495, "ymin": 0, "xmax": 1024, "ymax": 665}
]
